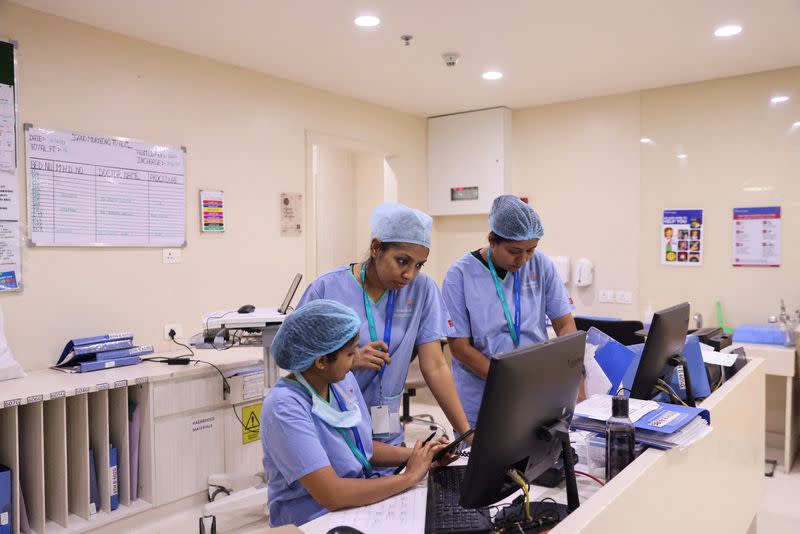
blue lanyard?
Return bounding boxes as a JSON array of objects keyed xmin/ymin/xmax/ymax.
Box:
[
  {"xmin": 330, "ymin": 385, "xmax": 374, "ymax": 478},
  {"xmin": 360, "ymin": 262, "xmax": 396, "ymax": 392},
  {"xmin": 486, "ymin": 248, "xmax": 521, "ymax": 347}
]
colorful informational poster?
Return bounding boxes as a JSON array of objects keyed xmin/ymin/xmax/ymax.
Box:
[
  {"xmin": 0, "ymin": 221, "xmax": 21, "ymax": 291},
  {"xmin": 280, "ymin": 192, "xmax": 303, "ymax": 237},
  {"xmin": 661, "ymin": 209, "xmax": 703, "ymax": 266},
  {"xmin": 732, "ymin": 206, "xmax": 780, "ymax": 267},
  {"xmin": 200, "ymin": 190, "xmax": 224, "ymax": 232}
]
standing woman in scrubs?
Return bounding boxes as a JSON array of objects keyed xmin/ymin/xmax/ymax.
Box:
[
  {"xmin": 261, "ymin": 299, "xmax": 447, "ymax": 527},
  {"xmin": 442, "ymin": 195, "xmax": 578, "ymax": 428},
  {"xmin": 298, "ymin": 203, "xmax": 471, "ymax": 448}
]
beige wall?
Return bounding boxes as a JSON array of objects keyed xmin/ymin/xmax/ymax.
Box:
[
  {"xmin": 430, "ymin": 93, "xmax": 642, "ymax": 320},
  {"xmin": 639, "ymin": 67, "xmax": 800, "ymax": 326},
  {"xmin": 0, "ymin": 3, "xmax": 426, "ymax": 371},
  {"xmin": 314, "ymin": 145, "xmax": 357, "ymax": 274}
]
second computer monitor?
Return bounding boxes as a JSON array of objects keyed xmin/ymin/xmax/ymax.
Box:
[
  {"xmin": 629, "ymin": 302, "xmax": 690, "ymax": 400},
  {"xmin": 460, "ymin": 332, "xmax": 586, "ymax": 508}
]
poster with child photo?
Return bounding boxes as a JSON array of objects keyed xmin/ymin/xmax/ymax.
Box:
[{"xmin": 662, "ymin": 209, "xmax": 703, "ymax": 266}]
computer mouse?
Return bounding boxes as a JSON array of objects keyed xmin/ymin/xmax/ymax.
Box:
[
  {"xmin": 237, "ymin": 304, "xmax": 256, "ymax": 314},
  {"xmin": 326, "ymin": 527, "xmax": 365, "ymax": 534}
]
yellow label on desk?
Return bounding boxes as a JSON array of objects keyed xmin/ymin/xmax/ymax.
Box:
[{"xmin": 242, "ymin": 402, "xmax": 261, "ymax": 444}]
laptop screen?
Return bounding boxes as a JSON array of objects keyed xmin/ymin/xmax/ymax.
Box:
[{"xmin": 278, "ymin": 273, "xmax": 303, "ymax": 314}]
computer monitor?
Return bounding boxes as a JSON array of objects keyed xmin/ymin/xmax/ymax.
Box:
[
  {"xmin": 574, "ymin": 317, "xmax": 644, "ymax": 346},
  {"xmin": 278, "ymin": 273, "xmax": 303, "ymax": 314},
  {"xmin": 460, "ymin": 331, "xmax": 586, "ymax": 513},
  {"xmin": 629, "ymin": 302, "xmax": 692, "ymax": 404}
]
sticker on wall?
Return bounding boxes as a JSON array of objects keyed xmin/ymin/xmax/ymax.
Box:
[
  {"xmin": 241, "ymin": 402, "xmax": 261, "ymax": 445},
  {"xmin": 661, "ymin": 209, "xmax": 703, "ymax": 266},
  {"xmin": 200, "ymin": 190, "xmax": 225, "ymax": 232},
  {"xmin": 732, "ymin": 206, "xmax": 780, "ymax": 267},
  {"xmin": 280, "ymin": 192, "xmax": 303, "ymax": 237}
]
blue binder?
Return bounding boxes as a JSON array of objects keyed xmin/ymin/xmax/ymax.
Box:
[
  {"xmin": 621, "ymin": 336, "xmax": 711, "ymax": 401},
  {"xmin": 109, "ymin": 446, "xmax": 119, "ymax": 511},
  {"xmin": 0, "ymin": 464, "xmax": 10, "ymax": 534},
  {"xmin": 95, "ymin": 345, "xmax": 154, "ymax": 362},
  {"xmin": 78, "ymin": 356, "xmax": 141, "ymax": 373},
  {"xmin": 586, "ymin": 327, "xmax": 635, "ymax": 394}
]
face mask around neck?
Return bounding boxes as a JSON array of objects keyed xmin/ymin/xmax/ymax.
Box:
[{"xmin": 293, "ymin": 372, "xmax": 362, "ymax": 429}]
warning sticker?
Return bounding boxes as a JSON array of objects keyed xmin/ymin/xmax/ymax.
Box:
[{"xmin": 241, "ymin": 402, "xmax": 261, "ymax": 444}]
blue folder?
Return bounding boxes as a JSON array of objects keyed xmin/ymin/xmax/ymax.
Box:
[
  {"xmin": 586, "ymin": 327, "xmax": 635, "ymax": 395},
  {"xmin": 110, "ymin": 446, "xmax": 119, "ymax": 511},
  {"xmin": 621, "ymin": 336, "xmax": 711, "ymax": 401},
  {"xmin": 0, "ymin": 464, "xmax": 10, "ymax": 534},
  {"xmin": 95, "ymin": 345, "xmax": 154, "ymax": 362}
]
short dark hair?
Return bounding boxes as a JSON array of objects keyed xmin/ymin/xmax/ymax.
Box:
[
  {"xmin": 323, "ymin": 333, "xmax": 359, "ymax": 363},
  {"xmin": 488, "ymin": 231, "xmax": 511, "ymax": 244}
]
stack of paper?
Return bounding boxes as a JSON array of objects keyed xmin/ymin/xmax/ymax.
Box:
[{"xmin": 572, "ymin": 394, "xmax": 712, "ymax": 450}]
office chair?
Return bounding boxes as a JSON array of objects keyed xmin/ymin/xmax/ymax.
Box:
[{"xmin": 574, "ymin": 317, "xmax": 644, "ymax": 346}]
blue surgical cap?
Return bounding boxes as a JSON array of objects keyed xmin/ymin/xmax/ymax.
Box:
[
  {"xmin": 488, "ymin": 195, "xmax": 544, "ymax": 240},
  {"xmin": 370, "ymin": 203, "xmax": 432, "ymax": 249},
  {"xmin": 271, "ymin": 299, "xmax": 361, "ymax": 372}
]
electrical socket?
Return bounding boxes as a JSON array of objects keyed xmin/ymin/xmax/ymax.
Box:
[
  {"xmin": 599, "ymin": 290, "xmax": 614, "ymax": 303},
  {"xmin": 162, "ymin": 248, "xmax": 182, "ymax": 264},
  {"xmin": 164, "ymin": 323, "xmax": 183, "ymax": 340},
  {"xmin": 615, "ymin": 291, "xmax": 633, "ymax": 305}
]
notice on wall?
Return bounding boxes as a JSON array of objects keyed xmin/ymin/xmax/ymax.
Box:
[
  {"xmin": 0, "ymin": 221, "xmax": 21, "ymax": 291},
  {"xmin": 241, "ymin": 402, "xmax": 261, "ymax": 445},
  {"xmin": 0, "ymin": 83, "xmax": 15, "ymax": 170},
  {"xmin": 200, "ymin": 190, "xmax": 224, "ymax": 232},
  {"xmin": 732, "ymin": 206, "xmax": 781, "ymax": 267},
  {"xmin": 662, "ymin": 209, "xmax": 703, "ymax": 266},
  {"xmin": 0, "ymin": 169, "xmax": 19, "ymax": 221},
  {"xmin": 280, "ymin": 192, "xmax": 303, "ymax": 237}
]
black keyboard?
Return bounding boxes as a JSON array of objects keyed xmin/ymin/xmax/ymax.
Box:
[{"xmin": 425, "ymin": 466, "xmax": 493, "ymax": 534}]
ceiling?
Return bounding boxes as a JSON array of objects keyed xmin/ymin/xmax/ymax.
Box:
[{"xmin": 13, "ymin": 0, "xmax": 800, "ymax": 116}]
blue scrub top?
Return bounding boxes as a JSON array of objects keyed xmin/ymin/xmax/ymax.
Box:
[
  {"xmin": 262, "ymin": 372, "xmax": 374, "ymax": 527},
  {"xmin": 442, "ymin": 251, "xmax": 573, "ymax": 426},
  {"xmin": 298, "ymin": 265, "xmax": 451, "ymax": 445}
]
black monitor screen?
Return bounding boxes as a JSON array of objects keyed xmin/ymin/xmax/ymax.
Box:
[
  {"xmin": 629, "ymin": 302, "xmax": 690, "ymax": 400},
  {"xmin": 460, "ymin": 332, "xmax": 586, "ymax": 508}
]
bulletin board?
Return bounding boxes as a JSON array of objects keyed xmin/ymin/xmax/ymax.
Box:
[{"xmin": 25, "ymin": 125, "xmax": 186, "ymax": 247}]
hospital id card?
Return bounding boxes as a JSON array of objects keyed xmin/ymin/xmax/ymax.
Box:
[{"xmin": 371, "ymin": 405, "xmax": 401, "ymax": 435}]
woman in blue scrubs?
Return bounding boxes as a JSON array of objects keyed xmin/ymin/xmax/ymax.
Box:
[
  {"xmin": 442, "ymin": 195, "xmax": 578, "ymax": 427},
  {"xmin": 298, "ymin": 203, "xmax": 471, "ymax": 449},
  {"xmin": 261, "ymin": 299, "xmax": 447, "ymax": 527}
]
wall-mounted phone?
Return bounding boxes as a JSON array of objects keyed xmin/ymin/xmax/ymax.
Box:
[{"xmin": 573, "ymin": 258, "xmax": 594, "ymax": 287}]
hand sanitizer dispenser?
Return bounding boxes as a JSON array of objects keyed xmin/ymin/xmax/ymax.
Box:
[{"xmin": 573, "ymin": 258, "xmax": 594, "ymax": 287}]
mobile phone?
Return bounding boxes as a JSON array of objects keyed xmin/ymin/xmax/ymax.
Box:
[{"xmin": 433, "ymin": 427, "xmax": 476, "ymax": 462}]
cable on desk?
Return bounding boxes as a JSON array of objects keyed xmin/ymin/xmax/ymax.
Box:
[{"xmin": 575, "ymin": 470, "xmax": 605, "ymax": 486}]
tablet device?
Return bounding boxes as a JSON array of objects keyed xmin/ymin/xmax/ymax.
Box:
[{"xmin": 433, "ymin": 427, "xmax": 476, "ymax": 462}]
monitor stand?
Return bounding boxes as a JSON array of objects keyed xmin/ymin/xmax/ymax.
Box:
[
  {"xmin": 666, "ymin": 355, "xmax": 696, "ymax": 407},
  {"xmin": 494, "ymin": 418, "xmax": 579, "ymax": 533}
]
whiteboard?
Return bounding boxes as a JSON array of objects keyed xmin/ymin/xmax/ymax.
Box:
[{"xmin": 24, "ymin": 125, "xmax": 186, "ymax": 247}]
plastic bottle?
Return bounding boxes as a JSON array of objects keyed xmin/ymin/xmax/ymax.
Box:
[{"xmin": 605, "ymin": 395, "xmax": 636, "ymax": 482}]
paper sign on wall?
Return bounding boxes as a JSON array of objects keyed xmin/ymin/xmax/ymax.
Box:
[
  {"xmin": 661, "ymin": 209, "xmax": 703, "ymax": 266},
  {"xmin": 280, "ymin": 193, "xmax": 303, "ymax": 237},
  {"xmin": 241, "ymin": 403, "xmax": 261, "ymax": 445},
  {"xmin": 0, "ymin": 221, "xmax": 21, "ymax": 291},
  {"xmin": 732, "ymin": 206, "xmax": 780, "ymax": 267},
  {"xmin": 200, "ymin": 190, "xmax": 224, "ymax": 232}
]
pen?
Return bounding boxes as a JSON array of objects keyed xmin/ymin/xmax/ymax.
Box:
[{"xmin": 393, "ymin": 431, "xmax": 437, "ymax": 475}]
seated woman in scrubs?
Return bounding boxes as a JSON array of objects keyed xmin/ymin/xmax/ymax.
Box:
[
  {"xmin": 442, "ymin": 195, "xmax": 579, "ymax": 428},
  {"xmin": 261, "ymin": 299, "xmax": 448, "ymax": 527},
  {"xmin": 298, "ymin": 203, "xmax": 470, "ymax": 452}
]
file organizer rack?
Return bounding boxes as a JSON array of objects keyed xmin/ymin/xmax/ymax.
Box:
[
  {"xmin": 0, "ymin": 347, "xmax": 262, "ymax": 533},
  {"xmin": 0, "ymin": 382, "xmax": 153, "ymax": 534}
]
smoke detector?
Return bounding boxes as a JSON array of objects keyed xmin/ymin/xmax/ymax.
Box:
[{"xmin": 442, "ymin": 52, "xmax": 461, "ymax": 67}]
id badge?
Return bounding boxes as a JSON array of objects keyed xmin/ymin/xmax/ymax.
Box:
[
  {"xmin": 387, "ymin": 407, "xmax": 401, "ymax": 434},
  {"xmin": 371, "ymin": 405, "xmax": 393, "ymax": 435}
]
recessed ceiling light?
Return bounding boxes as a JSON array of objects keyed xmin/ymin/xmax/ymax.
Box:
[
  {"xmin": 771, "ymin": 95, "xmax": 790, "ymax": 104},
  {"xmin": 793, "ymin": 121, "xmax": 800, "ymax": 128},
  {"xmin": 714, "ymin": 25, "xmax": 742, "ymax": 37},
  {"xmin": 354, "ymin": 15, "xmax": 380, "ymax": 28},
  {"xmin": 676, "ymin": 154, "xmax": 688, "ymax": 160},
  {"xmin": 640, "ymin": 137, "xmax": 654, "ymax": 145},
  {"xmin": 482, "ymin": 71, "xmax": 503, "ymax": 80}
]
